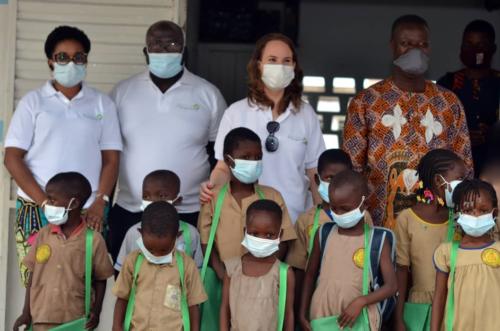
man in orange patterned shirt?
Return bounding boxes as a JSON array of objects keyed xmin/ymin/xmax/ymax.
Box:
[{"xmin": 343, "ymin": 15, "xmax": 473, "ymax": 227}]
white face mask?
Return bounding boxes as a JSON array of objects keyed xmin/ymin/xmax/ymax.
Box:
[
  {"xmin": 53, "ymin": 62, "xmax": 86, "ymax": 88},
  {"xmin": 317, "ymin": 179, "xmax": 330, "ymax": 203},
  {"xmin": 393, "ymin": 48, "xmax": 429, "ymax": 75},
  {"xmin": 439, "ymin": 175, "xmax": 462, "ymax": 208},
  {"xmin": 228, "ymin": 156, "xmax": 263, "ymax": 184},
  {"xmin": 140, "ymin": 197, "xmax": 179, "ymax": 211},
  {"xmin": 136, "ymin": 237, "xmax": 173, "ymax": 265},
  {"xmin": 331, "ymin": 196, "xmax": 366, "ymax": 229},
  {"xmin": 457, "ymin": 212, "xmax": 496, "ymax": 237},
  {"xmin": 261, "ymin": 64, "xmax": 295, "ymax": 90},
  {"xmin": 241, "ymin": 232, "xmax": 280, "ymax": 258},
  {"xmin": 44, "ymin": 198, "xmax": 75, "ymax": 226}
]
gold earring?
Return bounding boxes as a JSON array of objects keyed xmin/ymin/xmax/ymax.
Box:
[{"xmin": 437, "ymin": 196, "xmax": 445, "ymax": 207}]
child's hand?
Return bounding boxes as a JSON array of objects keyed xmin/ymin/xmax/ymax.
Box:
[
  {"xmin": 13, "ymin": 312, "xmax": 31, "ymax": 331},
  {"xmin": 338, "ymin": 297, "xmax": 366, "ymax": 329},
  {"xmin": 85, "ymin": 311, "xmax": 100, "ymax": 330},
  {"xmin": 299, "ymin": 317, "xmax": 312, "ymax": 331}
]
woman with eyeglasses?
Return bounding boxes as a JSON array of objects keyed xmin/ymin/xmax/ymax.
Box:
[
  {"xmin": 200, "ymin": 33, "xmax": 325, "ymax": 222},
  {"xmin": 4, "ymin": 26, "xmax": 122, "ymax": 285}
]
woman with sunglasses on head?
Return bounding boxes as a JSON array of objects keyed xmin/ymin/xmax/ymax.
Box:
[
  {"xmin": 4, "ymin": 26, "xmax": 122, "ymax": 285},
  {"xmin": 200, "ymin": 33, "xmax": 325, "ymax": 222}
]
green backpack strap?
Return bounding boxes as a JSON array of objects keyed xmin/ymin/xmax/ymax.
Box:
[
  {"xmin": 360, "ymin": 223, "xmax": 371, "ymax": 328},
  {"xmin": 255, "ymin": 185, "xmax": 265, "ymax": 199},
  {"xmin": 308, "ymin": 206, "xmax": 323, "ymax": 255},
  {"xmin": 277, "ymin": 262, "xmax": 288, "ymax": 331},
  {"xmin": 180, "ymin": 221, "xmax": 192, "ymax": 256},
  {"xmin": 176, "ymin": 251, "xmax": 191, "ymax": 331},
  {"xmin": 201, "ymin": 183, "xmax": 229, "ymax": 281},
  {"xmin": 85, "ymin": 229, "xmax": 93, "ymax": 318},
  {"xmin": 446, "ymin": 208, "xmax": 455, "ymax": 242},
  {"xmin": 124, "ymin": 254, "xmax": 144, "ymax": 331},
  {"xmin": 445, "ymin": 240, "xmax": 460, "ymax": 331}
]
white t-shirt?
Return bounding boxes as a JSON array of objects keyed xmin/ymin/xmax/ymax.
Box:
[
  {"xmin": 111, "ymin": 69, "xmax": 227, "ymax": 213},
  {"xmin": 5, "ymin": 81, "xmax": 123, "ymax": 207},
  {"xmin": 114, "ymin": 221, "xmax": 203, "ymax": 271},
  {"xmin": 214, "ymin": 98, "xmax": 325, "ymax": 222}
]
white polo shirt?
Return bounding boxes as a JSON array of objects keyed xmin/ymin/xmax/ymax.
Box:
[
  {"xmin": 111, "ymin": 69, "xmax": 227, "ymax": 213},
  {"xmin": 5, "ymin": 81, "xmax": 123, "ymax": 207},
  {"xmin": 214, "ymin": 98, "xmax": 325, "ymax": 222}
]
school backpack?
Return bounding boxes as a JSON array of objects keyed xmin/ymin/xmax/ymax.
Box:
[{"xmin": 319, "ymin": 222, "xmax": 397, "ymax": 322}]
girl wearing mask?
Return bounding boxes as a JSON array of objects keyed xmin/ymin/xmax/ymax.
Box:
[
  {"xmin": 4, "ymin": 26, "xmax": 122, "ymax": 285},
  {"xmin": 200, "ymin": 33, "xmax": 326, "ymax": 223},
  {"xmin": 431, "ymin": 179, "xmax": 500, "ymax": 331},
  {"xmin": 220, "ymin": 199, "xmax": 295, "ymax": 331}
]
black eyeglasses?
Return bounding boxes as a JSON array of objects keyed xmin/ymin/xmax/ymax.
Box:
[
  {"xmin": 265, "ymin": 121, "xmax": 280, "ymax": 152},
  {"xmin": 53, "ymin": 52, "xmax": 88, "ymax": 65}
]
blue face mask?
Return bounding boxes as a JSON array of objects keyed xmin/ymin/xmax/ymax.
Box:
[
  {"xmin": 228, "ymin": 156, "xmax": 263, "ymax": 184},
  {"xmin": 331, "ymin": 196, "xmax": 366, "ymax": 229},
  {"xmin": 148, "ymin": 52, "xmax": 183, "ymax": 79},
  {"xmin": 317, "ymin": 178, "xmax": 330, "ymax": 203},
  {"xmin": 458, "ymin": 212, "xmax": 496, "ymax": 237},
  {"xmin": 136, "ymin": 237, "xmax": 173, "ymax": 265},
  {"xmin": 53, "ymin": 62, "xmax": 86, "ymax": 88}
]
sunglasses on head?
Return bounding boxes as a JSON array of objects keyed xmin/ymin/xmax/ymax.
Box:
[{"xmin": 265, "ymin": 121, "xmax": 280, "ymax": 152}]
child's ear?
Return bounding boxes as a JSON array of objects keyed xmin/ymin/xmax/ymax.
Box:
[
  {"xmin": 69, "ymin": 198, "xmax": 81, "ymax": 210},
  {"xmin": 224, "ymin": 154, "xmax": 235, "ymax": 169},
  {"xmin": 493, "ymin": 208, "xmax": 498, "ymax": 219},
  {"xmin": 138, "ymin": 228, "xmax": 143, "ymax": 235},
  {"xmin": 314, "ymin": 173, "xmax": 321, "ymax": 186},
  {"xmin": 176, "ymin": 230, "xmax": 182, "ymax": 239},
  {"xmin": 173, "ymin": 196, "xmax": 183, "ymax": 205}
]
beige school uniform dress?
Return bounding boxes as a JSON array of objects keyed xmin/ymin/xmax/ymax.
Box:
[
  {"xmin": 395, "ymin": 208, "xmax": 450, "ymax": 303},
  {"xmin": 23, "ymin": 222, "xmax": 114, "ymax": 331},
  {"xmin": 310, "ymin": 227, "xmax": 380, "ymax": 330},
  {"xmin": 434, "ymin": 241, "xmax": 500, "ymax": 331},
  {"xmin": 225, "ymin": 257, "xmax": 280, "ymax": 331},
  {"xmin": 198, "ymin": 184, "xmax": 296, "ymax": 262},
  {"xmin": 287, "ymin": 208, "xmax": 374, "ymax": 270},
  {"xmin": 113, "ymin": 250, "xmax": 207, "ymax": 331}
]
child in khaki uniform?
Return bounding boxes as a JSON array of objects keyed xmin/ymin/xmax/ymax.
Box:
[
  {"xmin": 300, "ymin": 170, "xmax": 397, "ymax": 331},
  {"xmin": 13, "ymin": 172, "xmax": 114, "ymax": 331},
  {"xmin": 198, "ymin": 127, "xmax": 296, "ymax": 280},
  {"xmin": 113, "ymin": 201, "xmax": 207, "ymax": 331},
  {"xmin": 431, "ymin": 179, "xmax": 500, "ymax": 331},
  {"xmin": 394, "ymin": 149, "xmax": 466, "ymax": 331},
  {"xmin": 220, "ymin": 200, "xmax": 295, "ymax": 331}
]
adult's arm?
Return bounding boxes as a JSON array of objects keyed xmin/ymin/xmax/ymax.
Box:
[
  {"xmin": 200, "ymin": 160, "xmax": 230, "ymax": 204},
  {"xmin": 4, "ymin": 148, "xmax": 46, "ymax": 205},
  {"xmin": 342, "ymin": 94, "xmax": 368, "ymax": 173}
]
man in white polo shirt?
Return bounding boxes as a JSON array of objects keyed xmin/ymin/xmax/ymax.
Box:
[{"xmin": 108, "ymin": 20, "xmax": 226, "ymax": 261}]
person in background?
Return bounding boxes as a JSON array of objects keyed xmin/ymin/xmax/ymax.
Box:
[
  {"xmin": 108, "ymin": 20, "xmax": 226, "ymax": 262},
  {"xmin": 343, "ymin": 15, "xmax": 473, "ymax": 228},
  {"xmin": 438, "ymin": 19, "xmax": 499, "ymax": 175},
  {"xmin": 200, "ymin": 33, "xmax": 325, "ymax": 223},
  {"xmin": 4, "ymin": 26, "xmax": 122, "ymax": 285}
]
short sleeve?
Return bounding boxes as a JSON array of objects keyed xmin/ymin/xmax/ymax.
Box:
[
  {"xmin": 285, "ymin": 214, "xmax": 309, "ymax": 270},
  {"xmin": 198, "ymin": 200, "xmax": 214, "ymax": 245},
  {"xmin": 394, "ymin": 211, "xmax": 411, "ymax": 267},
  {"xmin": 190, "ymin": 228, "xmax": 204, "ymax": 269},
  {"xmin": 214, "ymin": 110, "xmax": 234, "ymax": 160},
  {"xmin": 5, "ymin": 96, "xmax": 37, "ymax": 150},
  {"xmin": 92, "ymin": 232, "xmax": 114, "ymax": 280},
  {"xmin": 115, "ymin": 225, "xmax": 140, "ymax": 271},
  {"xmin": 99, "ymin": 95, "xmax": 123, "ymax": 151},
  {"xmin": 183, "ymin": 254, "xmax": 208, "ymax": 306},
  {"xmin": 342, "ymin": 92, "xmax": 368, "ymax": 173},
  {"xmin": 23, "ymin": 232, "xmax": 41, "ymax": 272},
  {"xmin": 112, "ymin": 252, "xmax": 137, "ymax": 300},
  {"xmin": 433, "ymin": 243, "xmax": 450, "ymax": 273},
  {"xmin": 207, "ymin": 87, "xmax": 227, "ymax": 141},
  {"xmin": 303, "ymin": 104, "xmax": 326, "ymax": 169},
  {"xmin": 270, "ymin": 189, "xmax": 297, "ymax": 242}
]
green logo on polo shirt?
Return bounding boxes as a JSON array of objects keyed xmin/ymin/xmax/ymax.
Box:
[
  {"xmin": 96, "ymin": 113, "xmax": 103, "ymax": 120},
  {"xmin": 192, "ymin": 104, "xmax": 200, "ymax": 110}
]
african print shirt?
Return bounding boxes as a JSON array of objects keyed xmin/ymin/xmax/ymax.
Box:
[{"xmin": 343, "ymin": 78, "xmax": 473, "ymax": 228}]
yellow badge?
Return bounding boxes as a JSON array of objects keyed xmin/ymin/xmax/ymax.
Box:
[
  {"xmin": 164, "ymin": 284, "xmax": 181, "ymax": 311},
  {"xmin": 36, "ymin": 244, "xmax": 51, "ymax": 264},
  {"xmin": 481, "ymin": 248, "xmax": 500, "ymax": 268},
  {"xmin": 353, "ymin": 248, "xmax": 364, "ymax": 269}
]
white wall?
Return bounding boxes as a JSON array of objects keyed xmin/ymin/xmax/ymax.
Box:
[{"xmin": 298, "ymin": 2, "xmax": 500, "ymax": 81}]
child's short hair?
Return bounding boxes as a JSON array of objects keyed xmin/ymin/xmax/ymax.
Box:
[
  {"xmin": 46, "ymin": 172, "xmax": 91, "ymax": 207},
  {"xmin": 453, "ymin": 179, "xmax": 498, "ymax": 210},
  {"xmin": 330, "ymin": 169, "xmax": 369, "ymax": 195},
  {"xmin": 317, "ymin": 149, "xmax": 353, "ymax": 174},
  {"xmin": 417, "ymin": 149, "xmax": 462, "ymax": 192},
  {"xmin": 223, "ymin": 127, "xmax": 261, "ymax": 156},
  {"xmin": 246, "ymin": 199, "xmax": 283, "ymax": 226},
  {"xmin": 143, "ymin": 169, "xmax": 180, "ymax": 191},
  {"xmin": 141, "ymin": 201, "xmax": 179, "ymax": 237}
]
